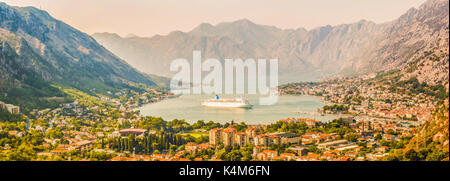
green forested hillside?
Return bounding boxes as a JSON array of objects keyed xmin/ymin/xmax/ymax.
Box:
[{"xmin": 0, "ymin": 2, "xmax": 157, "ymax": 113}]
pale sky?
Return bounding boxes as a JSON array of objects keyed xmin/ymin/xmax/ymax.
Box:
[{"xmin": 1, "ymin": 0, "xmax": 426, "ymax": 37}]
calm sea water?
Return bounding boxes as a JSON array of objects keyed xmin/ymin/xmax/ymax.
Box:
[{"xmin": 136, "ymin": 95, "xmax": 339, "ymax": 124}]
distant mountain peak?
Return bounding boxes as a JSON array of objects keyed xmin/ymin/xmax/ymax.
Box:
[
  {"xmin": 213, "ymin": 18, "xmax": 259, "ymax": 29},
  {"xmin": 357, "ymin": 19, "xmax": 374, "ymax": 24},
  {"xmin": 232, "ymin": 18, "xmax": 255, "ymax": 25},
  {"xmin": 91, "ymin": 32, "xmax": 122, "ymax": 40},
  {"xmin": 190, "ymin": 19, "xmax": 262, "ymax": 37},
  {"xmin": 189, "ymin": 23, "xmax": 216, "ymax": 35},
  {"xmin": 197, "ymin": 22, "xmax": 214, "ymax": 29},
  {"xmin": 92, "ymin": 0, "xmax": 449, "ymax": 85},
  {"xmin": 125, "ymin": 33, "xmax": 139, "ymax": 38},
  {"xmin": 168, "ymin": 30, "xmax": 187, "ymax": 37}
]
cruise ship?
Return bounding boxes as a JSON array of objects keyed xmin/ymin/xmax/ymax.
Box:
[{"xmin": 202, "ymin": 96, "xmax": 252, "ymax": 108}]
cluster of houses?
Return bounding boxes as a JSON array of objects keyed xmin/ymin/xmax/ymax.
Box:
[
  {"xmin": 36, "ymin": 139, "xmax": 95, "ymax": 157},
  {"xmin": 278, "ymin": 76, "xmax": 437, "ymax": 123},
  {"xmin": 209, "ymin": 127, "xmax": 302, "ymax": 147},
  {"xmin": 280, "ymin": 117, "xmax": 321, "ymax": 128},
  {"xmin": 121, "ymin": 88, "xmax": 177, "ymax": 108},
  {"xmin": 353, "ymin": 118, "xmax": 415, "ymax": 138},
  {"xmin": 1, "ymin": 79, "xmax": 421, "ymax": 161},
  {"xmin": 204, "ymin": 114, "xmax": 416, "ymax": 161},
  {"xmin": 252, "ymin": 147, "xmax": 354, "ymax": 161},
  {"xmin": 0, "ymin": 101, "xmax": 20, "ymax": 114}
]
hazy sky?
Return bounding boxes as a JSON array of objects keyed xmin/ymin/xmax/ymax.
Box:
[{"xmin": 2, "ymin": 0, "xmax": 426, "ymax": 37}]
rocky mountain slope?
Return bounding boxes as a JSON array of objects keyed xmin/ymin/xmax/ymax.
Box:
[
  {"xmin": 0, "ymin": 2, "xmax": 156, "ymax": 111},
  {"xmin": 93, "ymin": 0, "xmax": 449, "ymax": 86},
  {"xmin": 348, "ymin": 0, "xmax": 449, "ymax": 88},
  {"xmin": 406, "ymin": 100, "xmax": 448, "ymax": 161}
]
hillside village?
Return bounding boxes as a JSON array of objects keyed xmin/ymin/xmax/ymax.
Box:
[{"xmin": 2, "ymin": 72, "xmax": 445, "ymax": 161}]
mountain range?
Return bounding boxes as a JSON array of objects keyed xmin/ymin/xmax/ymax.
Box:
[
  {"xmin": 0, "ymin": 2, "xmax": 156, "ymax": 111},
  {"xmin": 0, "ymin": 0, "xmax": 448, "ymax": 112},
  {"xmin": 93, "ymin": 0, "xmax": 449, "ymax": 86}
]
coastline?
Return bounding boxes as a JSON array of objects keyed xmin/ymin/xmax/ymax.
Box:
[{"xmin": 135, "ymin": 94, "xmax": 341, "ymax": 124}]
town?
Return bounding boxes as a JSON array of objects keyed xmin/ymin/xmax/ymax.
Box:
[{"xmin": 2, "ymin": 70, "xmax": 445, "ymax": 161}]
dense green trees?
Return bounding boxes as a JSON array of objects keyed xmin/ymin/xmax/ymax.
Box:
[
  {"xmin": 0, "ymin": 108, "xmax": 24, "ymax": 122},
  {"xmin": 389, "ymin": 77, "xmax": 448, "ymax": 100},
  {"xmin": 216, "ymin": 145, "xmax": 250, "ymax": 161},
  {"xmin": 182, "ymin": 148, "xmax": 215, "ymax": 160},
  {"xmin": 109, "ymin": 133, "xmax": 188, "ymax": 155},
  {"xmin": 308, "ymin": 145, "xmax": 322, "ymax": 154},
  {"xmin": 384, "ymin": 147, "xmax": 449, "ymax": 161},
  {"xmin": 269, "ymin": 143, "xmax": 291, "ymax": 155},
  {"xmin": 344, "ymin": 134, "xmax": 358, "ymax": 142},
  {"xmin": 135, "ymin": 116, "xmax": 226, "ymax": 134},
  {"xmin": 264, "ymin": 121, "xmax": 309, "ymax": 134},
  {"xmin": 263, "ymin": 118, "xmax": 354, "ymax": 138},
  {"xmin": 192, "ymin": 120, "xmax": 221, "ymax": 130},
  {"xmin": 322, "ymin": 104, "xmax": 349, "ymax": 113}
]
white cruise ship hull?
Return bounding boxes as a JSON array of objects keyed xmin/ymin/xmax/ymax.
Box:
[
  {"xmin": 202, "ymin": 102, "xmax": 252, "ymax": 108},
  {"xmin": 202, "ymin": 98, "xmax": 253, "ymax": 108}
]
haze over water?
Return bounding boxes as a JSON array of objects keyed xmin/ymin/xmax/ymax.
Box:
[{"xmin": 137, "ymin": 95, "xmax": 339, "ymax": 124}]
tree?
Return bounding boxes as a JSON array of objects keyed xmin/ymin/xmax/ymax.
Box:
[
  {"xmin": 308, "ymin": 145, "xmax": 322, "ymax": 154},
  {"xmin": 228, "ymin": 150, "xmax": 243, "ymax": 161},
  {"xmin": 374, "ymin": 134, "xmax": 382, "ymax": 141},
  {"xmin": 344, "ymin": 134, "xmax": 358, "ymax": 142},
  {"xmin": 169, "ymin": 145, "xmax": 178, "ymax": 155},
  {"xmin": 426, "ymin": 150, "xmax": 448, "ymax": 161},
  {"xmin": 405, "ymin": 149, "xmax": 419, "ymax": 161}
]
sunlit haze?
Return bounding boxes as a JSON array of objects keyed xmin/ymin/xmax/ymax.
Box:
[{"xmin": 1, "ymin": 0, "xmax": 426, "ymax": 37}]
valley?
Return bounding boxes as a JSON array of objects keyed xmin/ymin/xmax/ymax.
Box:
[{"xmin": 0, "ymin": 0, "xmax": 448, "ymax": 162}]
